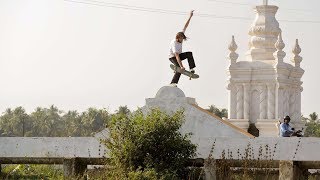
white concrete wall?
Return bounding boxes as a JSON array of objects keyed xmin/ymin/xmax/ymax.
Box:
[
  {"xmin": 1, "ymin": 136, "xmax": 320, "ymax": 162},
  {"xmin": 0, "ymin": 137, "xmax": 105, "ymax": 158},
  {"xmin": 202, "ymin": 137, "xmax": 320, "ymax": 161},
  {"xmin": 143, "ymin": 86, "xmax": 254, "ymax": 157}
]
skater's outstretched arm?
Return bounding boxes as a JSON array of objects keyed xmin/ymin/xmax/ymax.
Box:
[{"xmin": 182, "ymin": 10, "xmax": 194, "ymax": 33}]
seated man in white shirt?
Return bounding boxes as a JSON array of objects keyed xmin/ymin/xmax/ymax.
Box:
[{"xmin": 169, "ymin": 10, "xmax": 196, "ymax": 87}]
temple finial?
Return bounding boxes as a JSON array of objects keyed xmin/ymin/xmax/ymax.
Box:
[
  {"xmin": 228, "ymin": 35, "xmax": 238, "ymax": 52},
  {"xmin": 274, "ymin": 32, "xmax": 286, "ymax": 66},
  {"xmin": 291, "ymin": 39, "xmax": 302, "ymax": 67},
  {"xmin": 275, "ymin": 32, "xmax": 285, "ymax": 51},
  {"xmin": 292, "ymin": 39, "xmax": 301, "ymax": 56},
  {"xmin": 228, "ymin": 35, "xmax": 238, "ymax": 65}
]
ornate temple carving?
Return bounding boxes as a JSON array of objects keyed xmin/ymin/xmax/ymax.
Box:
[{"xmin": 227, "ymin": 2, "xmax": 305, "ymax": 137}]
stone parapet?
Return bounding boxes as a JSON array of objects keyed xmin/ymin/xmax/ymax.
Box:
[
  {"xmin": 256, "ymin": 119, "xmax": 280, "ymax": 137},
  {"xmin": 228, "ymin": 119, "xmax": 250, "ymax": 130}
]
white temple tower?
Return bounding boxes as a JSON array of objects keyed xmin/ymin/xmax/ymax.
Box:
[{"xmin": 227, "ymin": 1, "xmax": 305, "ymax": 137}]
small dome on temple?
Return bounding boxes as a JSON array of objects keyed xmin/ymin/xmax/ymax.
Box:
[{"xmin": 155, "ymin": 86, "xmax": 186, "ymax": 99}]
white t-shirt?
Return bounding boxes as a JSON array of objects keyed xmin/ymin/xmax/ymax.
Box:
[{"xmin": 169, "ymin": 39, "xmax": 182, "ymax": 58}]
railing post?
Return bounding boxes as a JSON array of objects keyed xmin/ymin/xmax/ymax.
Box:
[
  {"xmin": 63, "ymin": 158, "xmax": 87, "ymax": 178},
  {"xmin": 279, "ymin": 161, "xmax": 308, "ymax": 180}
]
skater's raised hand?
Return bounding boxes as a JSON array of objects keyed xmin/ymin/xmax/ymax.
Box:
[
  {"xmin": 190, "ymin": 10, "xmax": 194, "ymax": 18},
  {"xmin": 183, "ymin": 10, "xmax": 195, "ymax": 33}
]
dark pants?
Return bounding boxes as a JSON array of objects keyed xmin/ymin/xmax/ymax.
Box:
[{"xmin": 169, "ymin": 51, "xmax": 196, "ymax": 84}]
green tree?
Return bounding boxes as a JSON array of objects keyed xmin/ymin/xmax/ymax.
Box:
[
  {"xmin": 29, "ymin": 105, "xmax": 64, "ymax": 136},
  {"xmin": 206, "ymin": 105, "xmax": 228, "ymax": 118},
  {"xmin": 61, "ymin": 110, "xmax": 81, "ymax": 136},
  {"xmin": 104, "ymin": 109, "xmax": 197, "ymax": 179},
  {"xmin": 0, "ymin": 106, "xmax": 109, "ymax": 137},
  {"xmin": 309, "ymin": 112, "xmax": 318, "ymax": 121},
  {"xmin": 304, "ymin": 112, "xmax": 320, "ymax": 137},
  {"xmin": 116, "ymin": 105, "xmax": 131, "ymax": 115},
  {"xmin": 79, "ymin": 108, "xmax": 110, "ymax": 136},
  {"xmin": 304, "ymin": 121, "xmax": 320, "ymax": 137},
  {"xmin": 0, "ymin": 107, "xmax": 31, "ymax": 137}
]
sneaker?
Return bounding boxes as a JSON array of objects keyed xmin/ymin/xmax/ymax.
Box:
[
  {"xmin": 170, "ymin": 83, "xmax": 177, "ymax": 87},
  {"xmin": 190, "ymin": 69, "xmax": 195, "ymax": 74}
]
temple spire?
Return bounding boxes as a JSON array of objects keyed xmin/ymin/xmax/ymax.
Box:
[
  {"xmin": 292, "ymin": 39, "xmax": 302, "ymax": 68},
  {"xmin": 228, "ymin": 35, "xmax": 238, "ymax": 65},
  {"xmin": 273, "ymin": 32, "xmax": 286, "ymax": 66},
  {"xmin": 246, "ymin": 1, "xmax": 280, "ymax": 62}
]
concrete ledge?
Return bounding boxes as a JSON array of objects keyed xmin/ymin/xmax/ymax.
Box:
[
  {"xmin": 209, "ymin": 137, "xmax": 320, "ymax": 161},
  {"xmin": 0, "ymin": 157, "xmax": 105, "ymax": 165},
  {"xmin": 0, "ymin": 137, "xmax": 106, "ymax": 158}
]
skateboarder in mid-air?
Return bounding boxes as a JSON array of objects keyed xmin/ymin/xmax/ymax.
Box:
[{"xmin": 169, "ymin": 10, "xmax": 197, "ymax": 87}]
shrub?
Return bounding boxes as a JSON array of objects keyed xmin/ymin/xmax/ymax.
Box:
[{"xmin": 103, "ymin": 109, "xmax": 197, "ymax": 179}]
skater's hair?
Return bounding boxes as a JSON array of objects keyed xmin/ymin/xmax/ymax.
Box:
[{"xmin": 176, "ymin": 32, "xmax": 187, "ymax": 40}]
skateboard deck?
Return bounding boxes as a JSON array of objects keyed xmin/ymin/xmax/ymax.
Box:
[{"xmin": 170, "ymin": 64, "xmax": 199, "ymax": 79}]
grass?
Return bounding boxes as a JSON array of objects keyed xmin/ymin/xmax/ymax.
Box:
[{"xmin": 1, "ymin": 164, "xmax": 63, "ymax": 180}]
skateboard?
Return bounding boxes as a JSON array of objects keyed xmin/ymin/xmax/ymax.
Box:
[{"xmin": 170, "ymin": 64, "xmax": 199, "ymax": 80}]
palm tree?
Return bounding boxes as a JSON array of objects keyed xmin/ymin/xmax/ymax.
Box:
[
  {"xmin": 206, "ymin": 105, "xmax": 228, "ymax": 118},
  {"xmin": 309, "ymin": 112, "xmax": 318, "ymax": 121},
  {"xmin": 116, "ymin": 106, "xmax": 131, "ymax": 115},
  {"xmin": 0, "ymin": 107, "xmax": 30, "ymax": 137}
]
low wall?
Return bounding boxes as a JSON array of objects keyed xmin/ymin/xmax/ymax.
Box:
[
  {"xmin": 205, "ymin": 137, "xmax": 320, "ymax": 161},
  {"xmin": 1, "ymin": 137, "xmax": 320, "ymax": 161},
  {"xmin": 0, "ymin": 137, "xmax": 106, "ymax": 158},
  {"xmin": 1, "ymin": 136, "xmax": 320, "ymax": 179}
]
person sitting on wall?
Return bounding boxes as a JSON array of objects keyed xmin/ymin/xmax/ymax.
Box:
[{"xmin": 279, "ymin": 115, "xmax": 302, "ymax": 137}]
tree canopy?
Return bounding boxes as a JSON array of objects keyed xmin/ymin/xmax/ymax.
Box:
[
  {"xmin": 0, "ymin": 105, "xmax": 124, "ymax": 137},
  {"xmin": 206, "ymin": 105, "xmax": 228, "ymax": 118},
  {"xmin": 304, "ymin": 112, "xmax": 320, "ymax": 137},
  {"xmin": 104, "ymin": 109, "xmax": 197, "ymax": 179}
]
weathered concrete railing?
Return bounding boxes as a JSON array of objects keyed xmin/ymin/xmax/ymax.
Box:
[
  {"xmin": 0, "ymin": 137, "xmax": 106, "ymax": 158},
  {"xmin": 1, "ymin": 136, "xmax": 320, "ymax": 179},
  {"xmin": 0, "ymin": 137, "xmax": 106, "ymax": 177},
  {"xmin": 197, "ymin": 137, "xmax": 320, "ymax": 161},
  {"xmin": 199, "ymin": 137, "xmax": 320, "ymax": 180}
]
